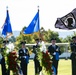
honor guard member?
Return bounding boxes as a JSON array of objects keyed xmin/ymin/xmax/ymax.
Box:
[
  {"xmin": 0, "ymin": 40, "xmax": 9, "ymax": 75},
  {"xmin": 18, "ymin": 41, "xmax": 30, "ymax": 75},
  {"xmin": 70, "ymin": 36, "xmax": 76, "ymax": 75},
  {"xmin": 48, "ymin": 38, "xmax": 61, "ymax": 75},
  {"xmin": 33, "ymin": 38, "xmax": 42, "ymax": 75}
]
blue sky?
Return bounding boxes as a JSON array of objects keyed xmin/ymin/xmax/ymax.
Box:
[
  {"xmin": 57, "ymin": 31, "xmax": 74, "ymax": 38},
  {"xmin": 12, "ymin": 31, "xmax": 74, "ymax": 38}
]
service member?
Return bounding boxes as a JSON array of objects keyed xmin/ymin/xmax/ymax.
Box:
[
  {"xmin": 70, "ymin": 36, "xmax": 76, "ymax": 75},
  {"xmin": 33, "ymin": 38, "xmax": 42, "ymax": 75},
  {"xmin": 48, "ymin": 38, "xmax": 61, "ymax": 75},
  {"xmin": 18, "ymin": 41, "xmax": 30, "ymax": 75},
  {"xmin": 0, "ymin": 40, "xmax": 9, "ymax": 75}
]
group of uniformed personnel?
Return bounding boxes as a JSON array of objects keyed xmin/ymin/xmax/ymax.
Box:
[
  {"xmin": 0, "ymin": 40, "xmax": 30, "ymax": 75},
  {"xmin": 0, "ymin": 36, "xmax": 76, "ymax": 75},
  {"xmin": 0, "ymin": 39, "xmax": 42, "ymax": 75}
]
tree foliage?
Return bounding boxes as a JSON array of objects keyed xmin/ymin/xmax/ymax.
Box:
[
  {"xmin": 62, "ymin": 31, "xmax": 76, "ymax": 43},
  {"xmin": 16, "ymin": 27, "xmax": 61, "ymax": 44}
]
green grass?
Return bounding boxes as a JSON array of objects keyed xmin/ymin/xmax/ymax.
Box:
[
  {"xmin": 0, "ymin": 59, "xmax": 71, "ymax": 75},
  {"xmin": 58, "ymin": 59, "xmax": 71, "ymax": 75}
]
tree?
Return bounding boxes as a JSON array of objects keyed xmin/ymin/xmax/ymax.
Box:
[
  {"xmin": 62, "ymin": 31, "xmax": 76, "ymax": 43},
  {"xmin": 44, "ymin": 29, "xmax": 61, "ymax": 43},
  {"xmin": 0, "ymin": 37, "xmax": 3, "ymax": 48},
  {"xmin": 8, "ymin": 36, "xmax": 16, "ymax": 43},
  {"xmin": 16, "ymin": 27, "xmax": 62, "ymax": 44}
]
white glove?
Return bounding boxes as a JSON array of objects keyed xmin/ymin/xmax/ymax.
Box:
[
  {"xmin": 23, "ymin": 56, "xmax": 26, "ymax": 59},
  {"xmin": 53, "ymin": 52, "xmax": 56, "ymax": 55},
  {"xmin": 56, "ymin": 48, "xmax": 59, "ymax": 51}
]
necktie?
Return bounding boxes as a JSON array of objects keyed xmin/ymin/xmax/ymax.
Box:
[{"xmin": 23, "ymin": 49, "xmax": 26, "ymax": 53}]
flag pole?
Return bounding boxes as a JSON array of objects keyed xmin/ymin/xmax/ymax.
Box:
[
  {"xmin": 6, "ymin": 6, "xmax": 8, "ymax": 10},
  {"xmin": 37, "ymin": 6, "xmax": 44, "ymax": 41},
  {"xmin": 6, "ymin": 6, "xmax": 12, "ymax": 41},
  {"xmin": 6, "ymin": 6, "xmax": 8, "ymax": 41},
  {"xmin": 37, "ymin": 6, "xmax": 41, "ymax": 38}
]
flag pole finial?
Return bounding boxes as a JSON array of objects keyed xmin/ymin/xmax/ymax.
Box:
[
  {"xmin": 37, "ymin": 6, "xmax": 39, "ymax": 11},
  {"xmin": 6, "ymin": 6, "xmax": 8, "ymax": 10}
]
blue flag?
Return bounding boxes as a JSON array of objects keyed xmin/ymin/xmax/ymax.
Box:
[
  {"xmin": 56, "ymin": 52, "xmax": 59, "ymax": 60},
  {"xmin": 2, "ymin": 9, "xmax": 12, "ymax": 36},
  {"xmin": 23, "ymin": 10, "xmax": 40, "ymax": 34}
]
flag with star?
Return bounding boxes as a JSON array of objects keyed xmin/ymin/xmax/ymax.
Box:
[
  {"xmin": 2, "ymin": 8, "xmax": 13, "ymax": 37},
  {"xmin": 23, "ymin": 10, "xmax": 40, "ymax": 35}
]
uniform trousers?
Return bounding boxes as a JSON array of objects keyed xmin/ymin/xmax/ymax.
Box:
[
  {"xmin": 52, "ymin": 59, "xmax": 58, "ymax": 75},
  {"xmin": 34, "ymin": 58, "xmax": 42, "ymax": 75},
  {"xmin": 1, "ymin": 57, "xmax": 7, "ymax": 75},
  {"xmin": 71, "ymin": 59, "xmax": 76, "ymax": 75},
  {"xmin": 20, "ymin": 59, "xmax": 28, "ymax": 75}
]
